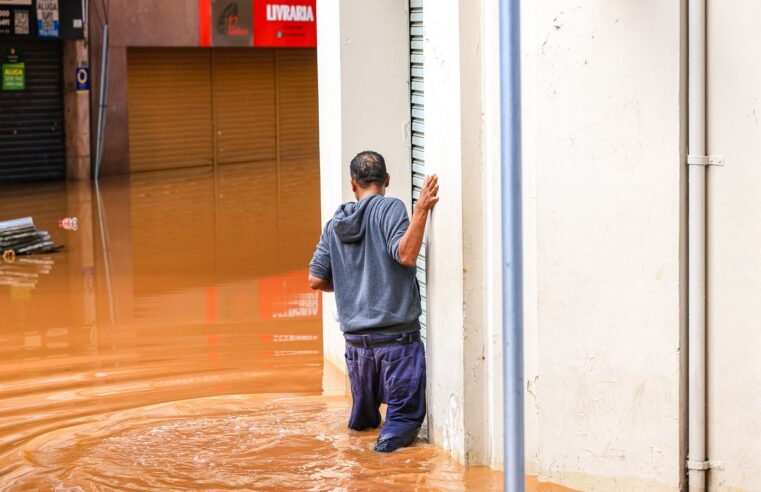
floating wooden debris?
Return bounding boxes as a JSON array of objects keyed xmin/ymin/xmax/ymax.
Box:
[{"xmin": 0, "ymin": 217, "xmax": 63, "ymax": 258}]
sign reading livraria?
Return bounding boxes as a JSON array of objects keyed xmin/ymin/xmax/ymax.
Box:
[
  {"xmin": 200, "ymin": 0, "xmax": 316, "ymax": 48},
  {"xmin": 254, "ymin": 1, "xmax": 316, "ymax": 47},
  {"xmin": 265, "ymin": 3, "xmax": 314, "ymax": 22}
]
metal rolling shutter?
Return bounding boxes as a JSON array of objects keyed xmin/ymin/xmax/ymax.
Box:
[
  {"xmin": 276, "ymin": 48, "xmax": 319, "ymax": 160},
  {"xmin": 0, "ymin": 40, "xmax": 65, "ymax": 184},
  {"xmin": 410, "ymin": 0, "xmax": 426, "ymax": 340},
  {"xmin": 127, "ymin": 48, "xmax": 214, "ymax": 172},
  {"xmin": 212, "ymin": 48, "xmax": 277, "ymax": 165}
]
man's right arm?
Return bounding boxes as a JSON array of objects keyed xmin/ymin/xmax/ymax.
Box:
[
  {"xmin": 397, "ymin": 175, "xmax": 439, "ymax": 267},
  {"xmin": 309, "ymin": 220, "xmax": 334, "ymax": 292},
  {"xmin": 308, "ymin": 275, "xmax": 334, "ymax": 292}
]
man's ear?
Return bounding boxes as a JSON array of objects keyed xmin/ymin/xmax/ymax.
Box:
[
  {"xmin": 351, "ymin": 178, "xmax": 358, "ymax": 194},
  {"xmin": 384, "ymin": 174, "xmax": 390, "ymax": 187}
]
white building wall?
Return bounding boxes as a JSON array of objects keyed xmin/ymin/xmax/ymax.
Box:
[
  {"xmin": 529, "ymin": 1, "xmax": 685, "ymax": 489},
  {"xmin": 481, "ymin": 0, "xmax": 505, "ymax": 471},
  {"xmin": 421, "ymin": 0, "xmax": 469, "ymax": 462},
  {"xmin": 316, "ymin": 0, "xmax": 412, "ymax": 372},
  {"xmin": 706, "ymin": 2, "xmax": 761, "ymax": 490},
  {"xmin": 480, "ymin": 0, "xmax": 541, "ymax": 473}
]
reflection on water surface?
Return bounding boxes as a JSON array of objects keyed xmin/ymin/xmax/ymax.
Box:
[{"xmin": 0, "ymin": 164, "xmax": 504, "ymax": 490}]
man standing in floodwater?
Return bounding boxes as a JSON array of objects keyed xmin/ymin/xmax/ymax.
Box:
[{"xmin": 308, "ymin": 151, "xmax": 439, "ymax": 452}]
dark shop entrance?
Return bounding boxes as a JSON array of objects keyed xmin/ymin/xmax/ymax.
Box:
[{"xmin": 0, "ymin": 38, "xmax": 65, "ymax": 184}]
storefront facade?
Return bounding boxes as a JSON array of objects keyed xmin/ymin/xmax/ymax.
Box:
[
  {"xmin": 91, "ymin": 0, "xmax": 318, "ymax": 177},
  {"xmin": 0, "ymin": 0, "xmax": 87, "ymax": 184}
]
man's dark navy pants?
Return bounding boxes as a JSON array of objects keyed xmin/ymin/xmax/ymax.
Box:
[{"xmin": 343, "ymin": 332, "xmax": 426, "ymax": 441}]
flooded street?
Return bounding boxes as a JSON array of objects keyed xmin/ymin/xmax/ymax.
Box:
[{"xmin": 0, "ymin": 163, "xmax": 505, "ymax": 490}]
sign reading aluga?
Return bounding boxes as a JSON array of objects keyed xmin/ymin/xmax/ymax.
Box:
[
  {"xmin": 36, "ymin": 0, "xmax": 58, "ymax": 38},
  {"xmin": 2, "ymin": 62, "xmax": 25, "ymax": 90},
  {"xmin": 1, "ymin": 46, "xmax": 25, "ymax": 91},
  {"xmin": 253, "ymin": 0, "xmax": 316, "ymax": 47}
]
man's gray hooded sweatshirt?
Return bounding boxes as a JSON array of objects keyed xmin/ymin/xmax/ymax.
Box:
[{"xmin": 309, "ymin": 194, "xmax": 421, "ymax": 334}]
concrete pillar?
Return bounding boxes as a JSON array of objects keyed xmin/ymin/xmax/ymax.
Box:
[
  {"xmin": 422, "ymin": 0, "xmax": 489, "ymax": 464},
  {"xmin": 316, "ymin": 0, "xmax": 412, "ymax": 372},
  {"xmin": 63, "ymin": 40, "xmax": 91, "ymax": 180}
]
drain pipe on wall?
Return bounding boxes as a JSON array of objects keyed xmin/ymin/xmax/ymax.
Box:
[
  {"xmin": 93, "ymin": 0, "xmax": 111, "ymax": 180},
  {"xmin": 687, "ymin": 0, "xmax": 708, "ymax": 489},
  {"xmin": 94, "ymin": 22, "xmax": 109, "ymax": 180},
  {"xmin": 499, "ymin": 0, "xmax": 524, "ymax": 490}
]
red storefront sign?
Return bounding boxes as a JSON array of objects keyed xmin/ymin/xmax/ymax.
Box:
[
  {"xmin": 253, "ymin": 0, "xmax": 316, "ymax": 47},
  {"xmin": 201, "ymin": 0, "xmax": 315, "ymax": 48}
]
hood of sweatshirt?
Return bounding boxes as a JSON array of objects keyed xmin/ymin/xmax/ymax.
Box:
[{"xmin": 332, "ymin": 194, "xmax": 381, "ymax": 243}]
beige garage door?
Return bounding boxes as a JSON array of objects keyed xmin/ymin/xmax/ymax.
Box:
[
  {"xmin": 127, "ymin": 48, "xmax": 214, "ymax": 172},
  {"xmin": 127, "ymin": 47, "xmax": 318, "ymax": 173}
]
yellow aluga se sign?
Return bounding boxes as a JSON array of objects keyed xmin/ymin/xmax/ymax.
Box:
[
  {"xmin": 2, "ymin": 62, "xmax": 24, "ymax": 91},
  {"xmin": 2, "ymin": 46, "xmax": 24, "ymax": 91}
]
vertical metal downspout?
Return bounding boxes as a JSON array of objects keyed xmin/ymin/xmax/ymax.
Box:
[
  {"xmin": 94, "ymin": 23, "xmax": 109, "ymax": 180},
  {"xmin": 687, "ymin": 0, "xmax": 707, "ymax": 490},
  {"xmin": 499, "ymin": 0, "xmax": 524, "ymax": 489}
]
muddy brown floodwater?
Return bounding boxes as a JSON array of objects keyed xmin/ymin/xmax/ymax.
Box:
[{"xmin": 0, "ymin": 163, "xmax": 564, "ymax": 491}]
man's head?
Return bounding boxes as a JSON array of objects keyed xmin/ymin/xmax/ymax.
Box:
[{"xmin": 350, "ymin": 150, "xmax": 390, "ymax": 199}]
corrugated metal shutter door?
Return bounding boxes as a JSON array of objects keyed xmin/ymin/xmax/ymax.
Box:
[
  {"xmin": 212, "ymin": 48, "xmax": 277, "ymax": 165},
  {"xmin": 0, "ymin": 40, "xmax": 65, "ymax": 184},
  {"xmin": 127, "ymin": 48, "xmax": 214, "ymax": 172},
  {"xmin": 276, "ymin": 49, "xmax": 319, "ymax": 160},
  {"xmin": 410, "ymin": 0, "xmax": 426, "ymax": 340}
]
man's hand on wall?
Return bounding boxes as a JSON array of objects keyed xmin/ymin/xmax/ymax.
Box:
[
  {"xmin": 417, "ymin": 175, "xmax": 439, "ymax": 211},
  {"xmin": 398, "ymin": 175, "xmax": 439, "ymax": 267}
]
